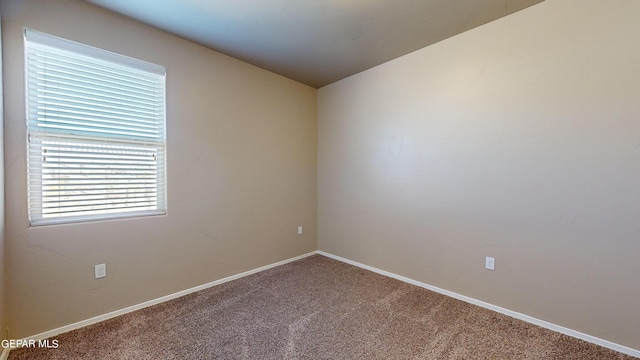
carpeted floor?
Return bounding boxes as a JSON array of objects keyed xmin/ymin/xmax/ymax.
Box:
[{"xmin": 8, "ymin": 255, "xmax": 638, "ymax": 359}]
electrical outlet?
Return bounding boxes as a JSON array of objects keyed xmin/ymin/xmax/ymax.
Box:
[
  {"xmin": 297, "ymin": 226, "xmax": 303, "ymax": 235},
  {"xmin": 95, "ymin": 263, "xmax": 106, "ymax": 279},
  {"xmin": 485, "ymin": 257, "xmax": 495, "ymax": 271}
]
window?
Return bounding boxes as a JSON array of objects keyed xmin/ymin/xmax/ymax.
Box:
[{"xmin": 25, "ymin": 29, "xmax": 166, "ymax": 226}]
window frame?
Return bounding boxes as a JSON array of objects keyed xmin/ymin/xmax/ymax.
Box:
[{"xmin": 25, "ymin": 29, "xmax": 167, "ymax": 226}]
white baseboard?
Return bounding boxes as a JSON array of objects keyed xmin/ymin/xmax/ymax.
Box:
[
  {"xmin": 14, "ymin": 251, "xmax": 318, "ymax": 346},
  {"xmin": 318, "ymin": 250, "xmax": 640, "ymax": 358}
]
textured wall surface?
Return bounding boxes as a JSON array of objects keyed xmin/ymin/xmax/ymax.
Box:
[
  {"xmin": 2, "ymin": 0, "xmax": 317, "ymax": 338},
  {"xmin": 0, "ymin": 10, "xmax": 6, "ymax": 342},
  {"xmin": 319, "ymin": 0, "xmax": 640, "ymax": 350}
]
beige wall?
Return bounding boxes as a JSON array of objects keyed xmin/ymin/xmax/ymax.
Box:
[
  {"xmin": 319, "ymin": 0, "xmax": 640, "ymax": 350},
  {"xmin": 2, "ymin": 0, "xmax": 317, "ymax": 338},
  {"xmin": 0, "ymin": 10, "xmax": 6, "ymax": 342}
]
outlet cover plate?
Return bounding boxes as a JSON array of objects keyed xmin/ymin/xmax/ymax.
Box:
[
  {"xmin": 485, "ymin": 257, "xmax": 495, "ymax": 271},
  {"xmin": 95, "ymin": 263, "xmax": 106, "ymax": 279}
]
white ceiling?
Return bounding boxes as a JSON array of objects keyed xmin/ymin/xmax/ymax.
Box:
[{"xmin": 87, "ymin": 0, "xmax": 543, "ymax": 88}]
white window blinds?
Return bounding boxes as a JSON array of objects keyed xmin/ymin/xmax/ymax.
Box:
[{"xmin": 25, "ymin": 29, "xmax": 167, "ymax": 226}]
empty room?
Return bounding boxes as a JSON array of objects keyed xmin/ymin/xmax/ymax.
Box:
[{"xmin": 1, "ymin": 0, "xmax": 639, "ymax": 358}]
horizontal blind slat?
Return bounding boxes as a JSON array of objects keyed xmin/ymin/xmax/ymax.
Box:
[
  {"xmin": 43, "ymin": 204, "xmax": 159, "ymax": 216},
  {"xmin": 26, "ymin": 68, "xmax": 160, "ymax": 101},
  {"xmin": 40, "ymin": 190, "xmax": 165, "ymax": 202},
  {"xmin": 27, "ymin": 50, "xmax": 162, "ymax": 91},
  {"xmin": 42, "ymin": 198, "xmax": 159, "ymax": 211}
]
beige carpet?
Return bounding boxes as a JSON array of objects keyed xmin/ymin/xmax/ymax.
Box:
[{"xmin": 9, "ymin": 255, "xmax": 637, "ymax": 359}]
